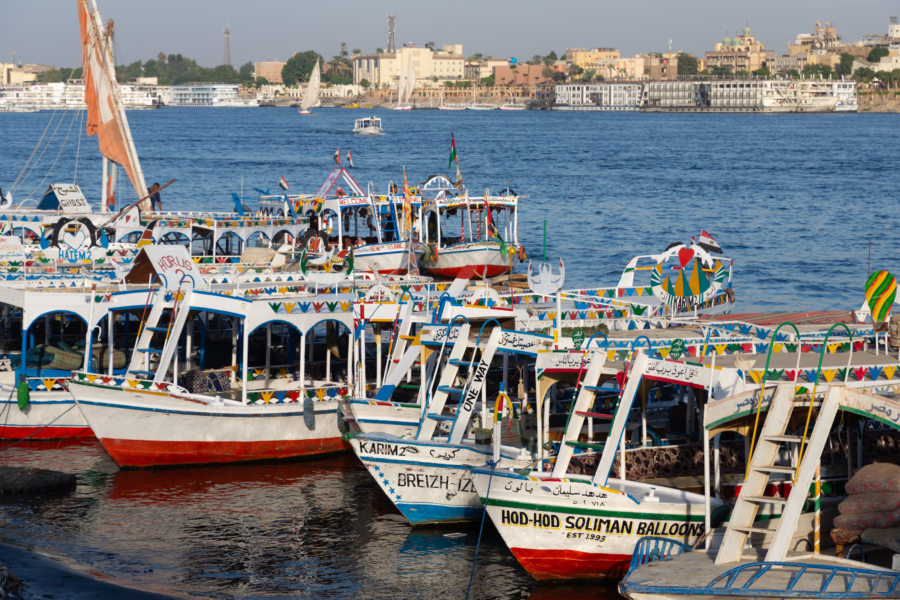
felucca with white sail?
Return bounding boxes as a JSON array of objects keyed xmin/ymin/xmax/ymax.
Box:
[{"xmin": 298, "ymin": 59, "xmax": 321, "ymax": 115}]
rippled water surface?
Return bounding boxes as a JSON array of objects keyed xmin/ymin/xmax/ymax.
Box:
[
  {"xmin": 2, "ymin": 108, "xmax": 897, "ymax": 310},
  {"xmin": 0, "ymin": 108, "xmax": 897, "ymax": 598}
]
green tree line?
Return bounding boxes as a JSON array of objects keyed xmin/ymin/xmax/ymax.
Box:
[{"xmin": 37, "ymin": 53, "xmax": 255, "ymax": 85}]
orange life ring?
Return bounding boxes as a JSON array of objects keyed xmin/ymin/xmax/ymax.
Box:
[{"xmin": 518, "ymin": 245, "xmax": 526, "ymax": 262}]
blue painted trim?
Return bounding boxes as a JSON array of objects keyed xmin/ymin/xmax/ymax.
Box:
[{"xmin": 396, "ymin": 502, "xmax": 481, "ymax": 524}]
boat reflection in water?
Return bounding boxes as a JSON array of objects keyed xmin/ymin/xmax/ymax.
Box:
[{"xmin": 0, "ymin": 440, "xmax": 552, "ymax": 599}]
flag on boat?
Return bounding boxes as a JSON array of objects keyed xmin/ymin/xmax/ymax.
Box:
[
  {"xmin": 402, "ymin": 166, "xmax": 412, "ymax": 235},
  {"xmin": 402, "ymin": 166, "xmax": 419, "ymax": 275},
  {"xmin": 449, "ymin": 132, "xmax": 463, "ymax": 190},
  {"xmin": 697, "ymin": 230, "xmax": 723, "ymax": 254},
  {"xmin": 279, "ymin": 175, "xmax": 289, "ymax": 190},
  {"xmin": 449, "ymin": 133, "xmax": 458, "ymax": 169},
  {"xmin": 346, "ymin": 149, "xmax": 354, "ymax": 168},
  {"xmin": 484, "ymin": 195, "xmax": 508, "ymax": 256},
  {"xmin": 333, "ymin": 148, "xmax": 340, "ymax": 164}
]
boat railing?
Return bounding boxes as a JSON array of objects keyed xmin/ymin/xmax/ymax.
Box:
[
  {"xmin": 625, "ymin": 535, "xmax": 693, "ymax": 577},
  {"xmin": 707, "ymin": 561, "xmax": 900, "ymax": 596}
]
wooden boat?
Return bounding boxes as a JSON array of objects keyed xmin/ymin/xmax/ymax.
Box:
[
  {"xmin": 471, "ymin": 351, "xmax": 724, "ymax": 580},
  {"xmin": 257, "ymin": 166, "xmax": 423, "ymax": 276},
  {"xmin": 619, "ymin": 381, "xmax": 900, "ymax": 599},
  {"xmin": 348, "ymin": 321, "xmax": 553, "ymax": 524},
  {"xmin": 67, "ymin": 245, "xmax": 354, "ymax": 467},
  {"xmin": 418, "ymin": 176, "xmax": 523, "ymax": 279}
]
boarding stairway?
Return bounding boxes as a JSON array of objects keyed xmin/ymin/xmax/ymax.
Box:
[
  {"xmin": 416, "ymin": 322, "xmax": 474, "ymax": 440},
  {"xmin": 550, "ymin": 351, "xmax": 610, "ymax": 477},
  {"xmin": 415, "ymin": 324, "xmax": 504, "ymax": 444},
  {"xmin": 126, "ymin": 285, "xmax": 194, "ymax": 384},
  {"xmin": 715, "ymin": 383, "xmax": 841, "ymax": 564},
  {"xmin": 374, "ymin": 299, "xmax": 418, "ymax": 400}
]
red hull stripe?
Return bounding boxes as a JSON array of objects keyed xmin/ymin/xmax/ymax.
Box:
[
  {"xmin": 509, "ymin": 547, "xmax": 632, "ymax": 581},
  {"xmin": 426, "ymin": 265, "xmax": 510, "ymax": 279},
  {"xmin": 101, "ymin": 437, "xmax": 349, "ymax": 467},
  {"xmin": 0, "ymin": 426, "xmax": 94, "ymax": 440}
]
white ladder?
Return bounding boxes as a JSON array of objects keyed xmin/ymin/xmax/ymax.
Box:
[
  {"xmin": 715, "ymin": 384, "xmax": 839, "ymax": 564},
  {"xmin": 126, "ymin": 287, "xmax": 166, "ymax": 378},
  {"xmin": 152, "ymin": 289, "xmax": 193, "ymax": 383},
  {"xmin": 382, "ymin": 299, "xmax": 415, "ymax": 386},
  {"xmin": 551, "ymin": 351, "xmax": 609, "ymax": 477},
  {"xmin": 448, "ymin": 327, "xmax": 503, "ymax": 445},
  {"xmin": 416, "ymin": 322, "xmax": 472, "ymax": 440}
]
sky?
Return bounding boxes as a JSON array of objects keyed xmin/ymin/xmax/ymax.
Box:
[{"xmin": 1, "ymin": 1, "xmax": 897, "ymax": 69}]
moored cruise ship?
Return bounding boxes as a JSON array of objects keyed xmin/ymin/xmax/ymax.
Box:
[
  {"xmin": 168, "ymin": 84, "xmax": 259, "ymax": 107},
  {"xmin": 554, "ymin": 77, "xmax": 857, "ymax": 113},
  {"xmin": 0, "ymin": 80, "xmax": 159, "ymax": 110}
]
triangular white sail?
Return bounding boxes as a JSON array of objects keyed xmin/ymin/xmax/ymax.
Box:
[
  {"xmin": 299, "ymin": 59, "xmax": 320, "ymax": 113},
  {"xmin": 406, "ymin": 57, "xmax": 416, "ymax": 106}
]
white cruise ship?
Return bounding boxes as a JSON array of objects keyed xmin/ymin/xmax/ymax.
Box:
[
  {"xmin": 0, "ymin": 81, "xmax": 159, "ymax": 110},
  {"xmin": 168, "ymin": 84, "xmax": 259, "ymax": 107}
]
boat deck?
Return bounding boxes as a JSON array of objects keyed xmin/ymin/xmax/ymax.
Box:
[{"xmin": 624, "ymin": 547, "xmax": 899, "ymax": 598}]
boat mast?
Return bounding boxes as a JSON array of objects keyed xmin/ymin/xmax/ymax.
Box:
[{"xmin": 86, "ymin": 0, "xmax": 148, "ymax": 205}]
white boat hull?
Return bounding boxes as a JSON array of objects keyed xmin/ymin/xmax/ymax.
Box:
[
  {"xmin": 349, "ymin": 433, "xmax": 533, "ymax": 524},
  {"xmin": 421, "ymin": 242, "xmax": 516, "ymax": 279},
  {"xmin": 342, "ymin": 398, "xmax": 422, "ymax": 437},
  {"xmin": 472, "ymin": 470, "xmax": 714, "ymax": 580},
  {"xmin": 68, "ymin": 375, "xmax": 346, "ymax": 467},
  {"xmin": 352, "ymin": 242, "xmax": 421, "ymax": 275},
  {"xmin": 0, "ymin": 386, "xmax": 92, "ymax": 439}
]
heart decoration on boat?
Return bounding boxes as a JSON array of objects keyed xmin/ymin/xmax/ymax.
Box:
[
  {"xmin": 61, "ymin": 229, "xmax": 88, "ymax": 251},
  {"xmin": 677, "ymin": 247, "xmax": 694, "ymax": 268}
]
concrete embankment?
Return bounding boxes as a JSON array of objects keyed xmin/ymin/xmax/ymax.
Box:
[{"xmin": 858, "ymin": 93, "xmax": 900, "ymax": 112}]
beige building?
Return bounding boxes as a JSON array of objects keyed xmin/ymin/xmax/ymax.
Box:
[
  {"xmin": 465, "ymin": 58, "xmax": 509, "ymax": 80},
  {"xmin": 566, "ymin": 47, "xmax": 620, "ymax": 71},
  {"xmin": 705, "ymin": 27, "xmax": 775, "ymax": 72},
  {"xmin": 642, "ymin": 53, "xmax": 679, "ymax": 79},
  {"xmin": 254, "ymin": 61, "xmax": 286, "ymax": 85},
  {"xmin": 0, "ymin": 63, "xmax": 38, "ymax": 84},
  {"xmin": 353, "ymin": 44, "xmax": 465, "ymax": 88},
  {"xmin": 494, "ymin": 63, "xmax": 563, "ymax": 85}
]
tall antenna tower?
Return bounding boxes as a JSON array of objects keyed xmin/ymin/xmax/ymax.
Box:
[
  {"xmin": 387, "ymin": 14, "xmax": 396, "ymax": 53},
  {"xmin": 224, "ymin": 26, "xmax": 231, "ymax": 67}
]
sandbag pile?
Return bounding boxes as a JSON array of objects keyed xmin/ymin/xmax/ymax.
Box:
[{"xmin": 830, "ymin": 462, "xmax": 900, "ymax": 553}]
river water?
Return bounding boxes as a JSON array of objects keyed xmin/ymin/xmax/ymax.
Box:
[{"xmin": 0, "ymin": 107, "xmax": 897, "ymax": 598}]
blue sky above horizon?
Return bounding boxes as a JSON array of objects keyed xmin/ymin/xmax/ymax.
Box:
[{"xmin": 2, "ymin": 1, "xmax": 897, "ymax": 69}]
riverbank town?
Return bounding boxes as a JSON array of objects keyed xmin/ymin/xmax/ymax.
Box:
[{"xmin": 3, "ymin": 17, "xmax": 900, "ymax": 113}]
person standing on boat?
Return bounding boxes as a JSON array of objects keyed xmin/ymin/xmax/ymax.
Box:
[{"xmin": 147, "ymin": 183, "xmax": 162, "ymax": 212}]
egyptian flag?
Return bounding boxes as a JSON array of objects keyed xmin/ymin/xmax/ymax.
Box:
[
  {"xmin": 484, "ymin": 195, "xmax": 508, "ymax": 255},
  {"xmin": 697, "ymin": 230, "xmax": 723, "ymax": 254},
  {"xmin": 346, "ymin": 149, "xmax": 354, "ymax": 168},
  {"xmin": 333, "ymin": 148, "xmax": 341, "ymax": 164},
  {"xmin": 279, "ymin": 175, "xmax": 289, "ymax": 190}
]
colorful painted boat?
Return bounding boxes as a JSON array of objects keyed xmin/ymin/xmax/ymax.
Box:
[
  {"xmin": 349, "ymin": 322, "xmax": 552, "ymax": 524},
  {"xmin": 67, "ymin": 245, "xmax": 355, "ymax": 467},
  {"xmin": 619, "ymin": 382, "xmax": 900, "ymax": 599},
  {"xmin": 471, "ymin": 352, "xmax": 725, "ymax": 580},
  {"xmin": 418, "ymin": 177, "xmax": 522, "ymax": 279}
]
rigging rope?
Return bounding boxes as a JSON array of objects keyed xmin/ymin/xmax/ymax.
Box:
[
  {"xmin": 28, "ymin": 109, "xmax": 79, "ymax": 199},
  {"xmin": 18, "ymin": 108, "xmax": 69, "ymax": 204},
  {"xmin": 9, "ymin": 111, "xmax": 59, "ymax": 195},
  {"xmin": 73, "ymin": 107, "xmax": 85, "ymax": 183}
]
